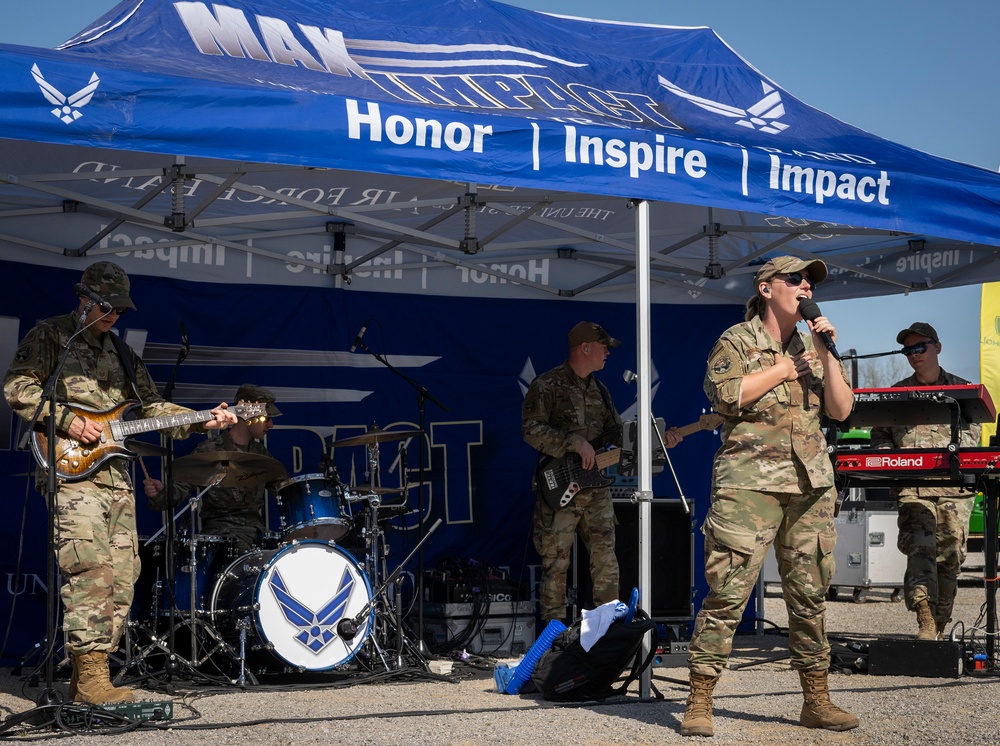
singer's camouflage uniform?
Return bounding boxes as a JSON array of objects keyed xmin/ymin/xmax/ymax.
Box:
[
  {"xmin": 3, "ymin": 262, "xmax": 204, "ymax": 655},
  {"xmin": 522, "ymin": 361, "xmax": 623, "ymax": 623},
  {"xmin": 688, "ymin": 313, "xmax": 852, "ymax": 676},
  {"xmin": 870, "ymin": 369, "xmax": 981, "ymax": 627}
]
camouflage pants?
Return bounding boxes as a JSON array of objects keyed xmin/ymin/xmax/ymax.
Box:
[
  {"xmin": 897, "ymin": 493, "xmax": 974, "ymax": 623},
  {"xmin": 53, "ymin": 478, "xmax": 139, "ymax": 655},
  {"xmin": 533, "ymin": 487, "xmax": 618, "ymax": 623},
  {"xmin": 689, "ymin": 485, "xmax": 837, "ymax": 677}
]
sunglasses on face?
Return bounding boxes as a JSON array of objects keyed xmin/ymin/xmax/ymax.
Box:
[
  {"xmin": 777, "ymin": 272, "xmax": 817, "ymax": 290},
  {"xmin": 902, "ymin": 341, "xmax": 935, "ymax": 356}
]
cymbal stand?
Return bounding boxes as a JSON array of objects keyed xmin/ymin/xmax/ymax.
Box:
[
  {"xmin": 339, "ymin": 516, "xmax": 442, "ymax": 671},
  {"xmin": 143, "ymin": 468, "xmax": 226, "ymax": 672}
]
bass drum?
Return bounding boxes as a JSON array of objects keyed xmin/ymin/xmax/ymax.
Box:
[{"xmin": 209, "ymin": 541, "xmax": 372, "ymax": 672}]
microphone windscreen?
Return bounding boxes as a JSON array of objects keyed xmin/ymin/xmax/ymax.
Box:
[{"xmin": 797, "ymin": 298, "xmax": 822, "ymax": 322}]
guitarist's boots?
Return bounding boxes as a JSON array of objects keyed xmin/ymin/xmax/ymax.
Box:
[{"xmin": 74, "ymin": 652, "xmax": 134, "ymax": 705}]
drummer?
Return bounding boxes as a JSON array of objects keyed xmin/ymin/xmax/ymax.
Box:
[{"xmin": 144, "ymin": 384, "xmax": 284, "ymax": 553}]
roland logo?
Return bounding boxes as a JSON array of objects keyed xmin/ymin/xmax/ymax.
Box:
[{"xmin": 865, "ymin": 455, "xmax": 925, "ymax": 468}]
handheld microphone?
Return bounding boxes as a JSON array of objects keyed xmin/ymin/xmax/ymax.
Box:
[
  {"xmin": 74, "ymin": 283, "xmax": 112, "ymax": 313},
  {"xmin": 797, "ymin": 298, "xmax": 841, "ymax": 360},
  {"xmin": 349, "ymin": 321, "xmax": 369, "ymax": 353}
]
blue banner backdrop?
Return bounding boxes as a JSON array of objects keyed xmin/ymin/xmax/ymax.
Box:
[{"xmin": 0, "ymin": 259, "xmax": 738, "ymax": 663}]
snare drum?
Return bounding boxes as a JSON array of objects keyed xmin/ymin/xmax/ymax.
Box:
[
  {"xmin": 209, "ymin": 541, "xmax": 372, "ymax": 672},
  {"xmin": 135, "ymin": 534, "xmax": 237, "ymax": 620},
  {"xmin": 275, "ymin": 474, "xmax": 352, "ymax": 542}
]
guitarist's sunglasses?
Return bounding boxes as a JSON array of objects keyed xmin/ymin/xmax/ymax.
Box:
[{"xmin": 108, "ymin": 307, "xmax": 129, "ymax": 315}]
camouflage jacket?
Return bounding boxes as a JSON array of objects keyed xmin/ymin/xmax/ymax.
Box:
[
  {"xmin": 4, "ymin": 311, "xmax": 203, "ymax": 486},
  {"xmin": 704, "ymin": 314, "xmax": 852, "ymax": 493},
  {"xmin": 869, "ymin": 369, "xmax": 981, "ymax": 498},
  {"xmin": 521, "ymin": 361, "xmax": 623, "ymax": 458}
]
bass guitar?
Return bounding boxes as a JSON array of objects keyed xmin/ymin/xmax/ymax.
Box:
[
  {"xmin": 536, "ymin": 413, "xmax": 723, "ymax": 511},
  {"xmin": 31, "ymin": 400, "xmax": 266, "ymax": 480}
]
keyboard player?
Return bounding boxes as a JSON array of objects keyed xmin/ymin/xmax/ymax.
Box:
[{"xmin": 869, "ymin": 322, "xmax": 982, "ymax": 641}]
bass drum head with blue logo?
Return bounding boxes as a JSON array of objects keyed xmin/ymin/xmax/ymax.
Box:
[{"xmin": 210, "ymin": 540, "xmax": 372, "ymax": 672}]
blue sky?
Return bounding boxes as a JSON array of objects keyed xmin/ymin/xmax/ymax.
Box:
[{"xmin": 3, "ymin": 0, "xmax": 997, "ymax": 382}]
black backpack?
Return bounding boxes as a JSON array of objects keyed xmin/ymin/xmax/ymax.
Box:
[{"xmin": 530, "ymin": 610, "xmax": 659, "ymax": 701}]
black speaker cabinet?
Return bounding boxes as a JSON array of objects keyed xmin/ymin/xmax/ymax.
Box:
[{"xmin": 575, "ymin": 499, "xmax": 694, "ymax": 620}]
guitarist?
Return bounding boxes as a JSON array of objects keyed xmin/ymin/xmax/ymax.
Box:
[
  {"xmin": 3, "ymin": 262, "xmax": 237, "ymax": 706},
  {"xmin": 522, "ymin": 321, "xmax": 682, "ymax": 626}
]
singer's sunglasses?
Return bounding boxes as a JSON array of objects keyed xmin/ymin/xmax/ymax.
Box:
[
  {"xmin": 775, "ymin": 272, "xmax": 817, "ymax": 290},
  {"xmin": 108, "ymin": 307, "xmax": 129, "ymax": 315}
]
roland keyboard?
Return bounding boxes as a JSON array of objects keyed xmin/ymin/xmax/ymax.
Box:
[{"xmin": 835, "ymin": 447, "xmax": 1000, "ymax": 489}]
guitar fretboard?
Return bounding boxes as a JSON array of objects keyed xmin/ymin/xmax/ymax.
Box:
[{"xmin": 112, "ymin": 410, "xmax": 214, "ymax": 439}]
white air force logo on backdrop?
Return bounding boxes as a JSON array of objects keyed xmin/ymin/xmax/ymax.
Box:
[
  {"xmin": 31, "ymin": 65, "xmax": 101, "ymax": 124},
  {"xmin": 658, "ymin": 76, "xmax": 789, "ymax": 134}
]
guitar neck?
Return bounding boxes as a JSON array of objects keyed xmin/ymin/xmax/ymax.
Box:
[
  {"xmin": 594, "ymin": 449, "xmax": 622, "ymax": 470},
  {"xmin": 112, "ymin": 409, "xmax": 216, "ymax": 440}
]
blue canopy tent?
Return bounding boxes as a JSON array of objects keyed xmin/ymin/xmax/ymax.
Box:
[{"xmin": 1, "ymin": 0, "xmax": 999, "ymax": 683}]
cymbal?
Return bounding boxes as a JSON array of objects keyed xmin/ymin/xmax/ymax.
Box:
[
  {"xmin": 173, "ymin": 450, "xmax": 288, "ymax": 488},
  {"xmin": 329, "ymin": 429, "xmax": 423, "ymax": 448}
]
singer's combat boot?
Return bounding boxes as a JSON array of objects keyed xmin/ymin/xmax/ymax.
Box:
[
  {"xmin": 74, "ymin": 652, "xmax": 134, "ymax": 705},
  {"xmin": 679, "ymin": 672, "xmax": 718, "ymax": 737},
  {"xmin": 799, "ymin": 669, "xmax": 859, "ymax": 731},
  {"xmin": 915, "ymin": 599, "xmax": 937, "ymax": 641}
]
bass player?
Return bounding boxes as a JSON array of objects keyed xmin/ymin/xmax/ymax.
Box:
[{"xmin": 521, "ymin": 320, "xmax": 682, "ymax": 626}]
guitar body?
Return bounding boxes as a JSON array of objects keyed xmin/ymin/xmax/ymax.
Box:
[
  {"xmin": 536, "ymin": 450, "xmax": 617, "ymax": 511},
  {"xmin": 534, "ymin": 413, "xmax": 724, "ymax": 511},
  {"xmin": 31, "ymin": 400, "xmax": 142, "ymax": 481},
  {"xmin": 30, "ymin": 400, "xmax": 265, "ymax": 481}
]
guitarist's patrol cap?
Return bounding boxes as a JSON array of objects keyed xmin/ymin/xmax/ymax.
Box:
[
  {"xmin": 568, "ymin": 321, "xmax": 621, "ymax": 349},
  {"xmin": 235, "ymin": 383, "xmax": 282, "ymax": 417},
  {"xmin": 79, "ymin": 261, "xmax": 137, "ymax": 311}
]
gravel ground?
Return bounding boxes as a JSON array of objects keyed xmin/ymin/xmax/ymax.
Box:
[{"xmin": 1, "ymin": 555, "xmax": 999, "ymax": 744}]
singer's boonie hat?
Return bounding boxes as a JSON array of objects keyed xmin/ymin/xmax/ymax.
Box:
[
  {"xmin": 568, "ymin": 321, "xmax": 621, "ymax": 349},
  {"xmin": 753, "ymin": 255, "xmax": 829, "ymax": 285},
  {"xmin": 78, "ymin": 261, "xmax": 136, "ymax": 311},
  {"xmin": 895, "ymin": 322, "xmax": 939, "ymax": 345},
  {"xmin": 235, "ymin": 383, "xmax": 282, "ymax": 418}
]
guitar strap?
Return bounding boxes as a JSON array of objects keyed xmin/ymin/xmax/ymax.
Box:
[{"xmin": 108, "ymin": 332, "xmax": 142, "ymax": 402}]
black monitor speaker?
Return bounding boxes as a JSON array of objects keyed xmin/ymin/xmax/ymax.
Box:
[{"xmin": 575, "ymin": 499, "xmax": 693, "ymax": 620}]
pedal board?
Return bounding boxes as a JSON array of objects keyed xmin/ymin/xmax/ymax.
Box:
[{"xmin": 64, "ymin": 699, "xmax": 173, "ymax": 724}]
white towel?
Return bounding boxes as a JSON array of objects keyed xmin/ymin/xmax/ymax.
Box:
[{"xmin": 580, "ymin": 600, "xmax": 628, "ymax": 652}]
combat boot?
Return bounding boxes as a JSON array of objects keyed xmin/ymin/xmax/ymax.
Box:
[
  {"xmin": 915, "ymin": 599, "xmax": 937, "ymax": 640},
  {"xmin": 679, "ymin": 672, "xmax": 718, "ymax": 737},
  {"xmin": 935, "ymin": 618, "xmax": 949, "ymax": 640},
  {"xmin": 74, "ymin": 652, "xmax": 134, "ymax": 705},
  {"xmin": 798, "ymin": 669, "xmax": 859, "ymax": 731}
]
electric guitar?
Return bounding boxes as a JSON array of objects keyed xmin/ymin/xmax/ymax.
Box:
[
  {"xmin": 31, "ymin": 400, "xmax": 266, "ymax": 480},
  {"xmin": 536, "ymin": 413, "xmax": 724, "ymax": 511}
]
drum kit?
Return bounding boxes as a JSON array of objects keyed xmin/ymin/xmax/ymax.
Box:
[{"xmin": 124, "ymin": 426, "xmax": 436, "ymax": 685}]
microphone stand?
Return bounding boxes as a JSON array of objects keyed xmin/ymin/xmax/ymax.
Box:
[
  {"xmin": 157, "ymin": 325, "xmax": 188, "ymax": 681},
  {"xmin": 23, "ymin": 302, "xmax": 98, "ymax": 707},
  {"xmin": 354, "ymin": 337, "xmax": 448, "ymax": 654}
]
